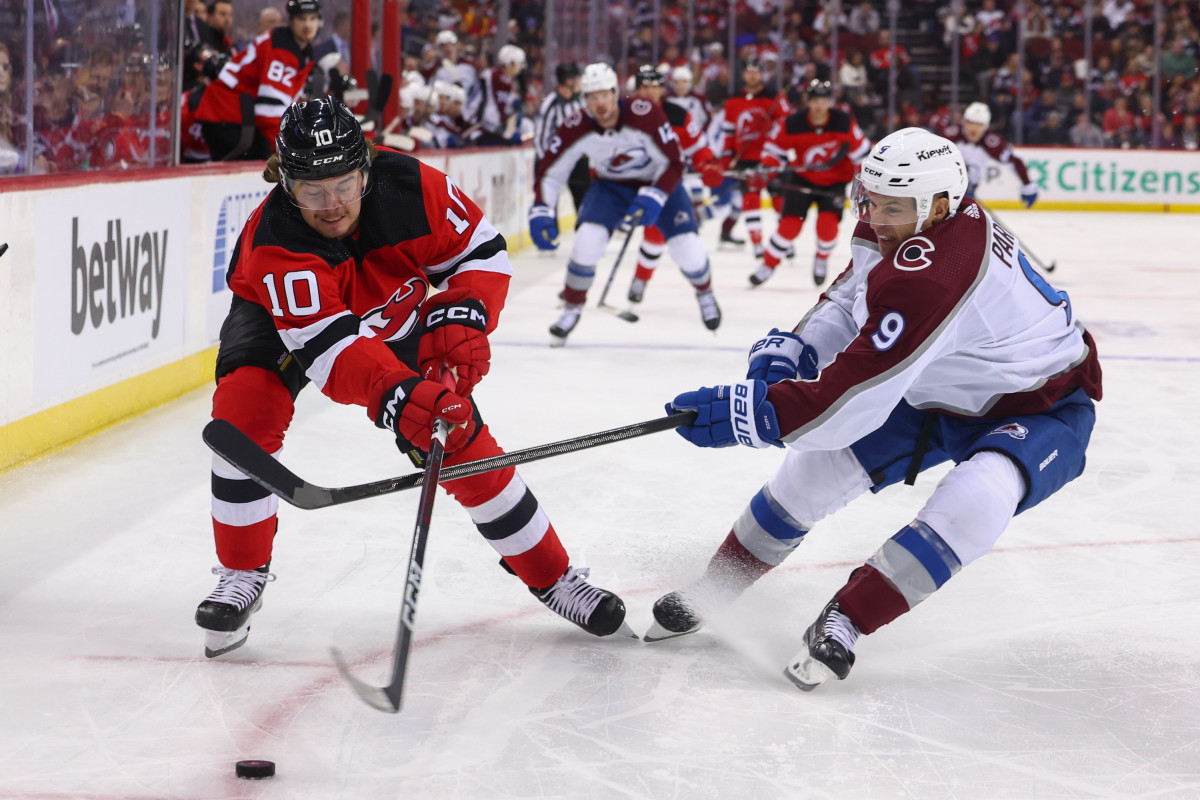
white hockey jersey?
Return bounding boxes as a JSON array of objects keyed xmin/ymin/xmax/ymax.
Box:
[
  {"xmin": 533, "ymin": 97, "xmax": 685, "ymax": 209},
  {"xmin": 769, "ymin": 200, "xmax": 1102, "ymax": 451}
]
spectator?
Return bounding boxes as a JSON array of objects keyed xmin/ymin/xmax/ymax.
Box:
[
  {"xmin": 847, "ymin": 1, "xmax": 880, "ymax": 37},
  {"xmin": 838, "ymin": 50, "xmax": 868, "ymax": 93},
  {"xmin": 1033, "ymin": 110, "xmax": 1071, "ymax": 145},
  {"xmin": 1070, "ymin": 110, "xmax": 1106, "ymax": 148},
  {"xmin": 1161, "ymin": 36, "xmax": 1198, "ymax": 81},
  {"xmin": 1154, "ymin": 119, "xmax": 1181, "ymax": 149},
  {"xmin": 257, "ymin": 6, "xmax": 283, "ymax": 35},
  {"xmin": 868, "ymin": 30, "xmax": 915, "ymax": 93},
  {"xmin": 1102, "ymin": 95, "xmax": 1137, "ymax": 145},
  {"xmin": 1103, "ymin": 0, "xmax": 1135, "ymax": 34},
  {"xmin": 0, "ymin": 42, "xmax": 18, "ymax": 175}
]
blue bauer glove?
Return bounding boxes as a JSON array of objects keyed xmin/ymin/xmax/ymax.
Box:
[
  {"xmin": 747, "ymin": 328, "xmax": 818, "ymax": 384},
  {"xmin": 528, "ymin": 203, "xmax": 559, "ymax": 251},
  {"xmin": 625, "ymin": 186, "xmax": 666, "ymax": 227},
  {"xmin": 1020, "ymin": 182, "xmax": 1039, "ymax": 208},
  {"xmin": 667, "ymin": 380, "xmax": 783, "ymax": 449}
]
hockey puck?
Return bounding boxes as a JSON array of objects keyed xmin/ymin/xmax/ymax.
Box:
[{"xmin": 235, "ymin": 760, "xmax": 276, "ymax": 780}]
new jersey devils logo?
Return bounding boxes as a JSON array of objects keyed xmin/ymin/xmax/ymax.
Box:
[
  {"xmin": 361, "ymin": 278, "xmax": 427, "ymax": 342},
  {"xmin": 894, "ymin": 236, "xmax": 936, "ymax": 271},
  {"xmin": 800, "ymin": 141, "xmax": 843, "ymax": 170}
]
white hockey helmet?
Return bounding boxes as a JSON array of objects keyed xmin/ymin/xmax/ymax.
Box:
[
  {"xmin": 435, "ymin": 29, "xmax": 458, "ymax": 46},
  {"xmin": 580, "ymin": 62, "xmax": 618, "ymax": 95},
  {"xmin": 852, "ymin": 127, "xmax": 969, "ymax": 232},
  {"xmin": 402, "ymin": 70, "xmax": 426, "ymax": 88},
  {"xmin": 962, "ymin": 101, "xmax": 991, "ymax": 126},
  {"xmin": 497, "ymin": 44, "xmax": 526, "ymax": 67},
  {"xmin": 672, "ymin": 65, "xmax": 693, "ymax": 86}
]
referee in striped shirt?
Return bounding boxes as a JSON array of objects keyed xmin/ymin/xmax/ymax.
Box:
[{"xmin": 534, "ymin": 62, "xmax": 591, "ymax": 214}]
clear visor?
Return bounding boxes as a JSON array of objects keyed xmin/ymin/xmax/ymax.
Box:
[
  {"xmin": 850, "ymin": 176, "xmax": 921, "ymax": 225},
  {"xmin": 284, "ymin": 165, "xmax": 371, "ymax": 211}
]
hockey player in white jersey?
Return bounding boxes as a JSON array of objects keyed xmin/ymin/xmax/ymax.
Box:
[
  {"xmin": 529, "ymin": 62, "xmax": 717, "ymax": 345},
  {"xmin": 646, "ymin": 128, "xmax": 1102, "ymax": 689},
  {"xmin": 941, "ymin": 102, "xmax": 1039, "ymax": 206}
]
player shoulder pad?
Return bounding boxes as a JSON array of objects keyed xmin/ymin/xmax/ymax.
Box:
[
  {"xmin": 784, "ymin": 111, "xmax": 811, "ymax": 135},
  {"xmin": 984, "ymin": 132, "xmax": 1003, "ymax": 148},
  {"xmin": 662, "ymin": 101, "xmax": 687, "ymax": 127},
  {"xmin": 272, "ymin": 25, "xmax": 311, "ymax": 62},
  {"xmin": 253, "ymin": 191, "xmax": 350, "ymax": 268},
  {"xmin": 828, "ymin": 108, "xmax": 854, "ymax": 133}
]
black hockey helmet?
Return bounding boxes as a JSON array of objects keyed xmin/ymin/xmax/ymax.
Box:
[
  {"xmin": 555, "ymin": 61, "xmax": 581, "ymax": 85},
  {"xmin": 634, "ymin": 64, "xmax": 665, "ymax": 87},
  {"xmin": 276, "ymin": 97, "xmax": 371, "ymax": 207},
  {"xmin": 806, "ymin": 78, "xmax": 833, "ymax": 98},
  {"xmin": 286, "ymin": 0, "xmax": 321, "ymax": 18}
]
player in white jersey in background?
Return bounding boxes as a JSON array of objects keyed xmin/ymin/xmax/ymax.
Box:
[
  {"xmin": 529, "ymin": 62, "xmax": 715, "ymax": 345},
  {"xmin": 645, "ymin": 128, "xmax": 1102, "ymax": 689},
  {"xmin": 940, "ymin": 102, "xmax": 1039, "ymax": 207}
]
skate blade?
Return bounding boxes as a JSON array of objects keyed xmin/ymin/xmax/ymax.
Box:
[
  {"xmin": 642, "ymin": 619, "xmax": 701, "ymax": 643},
  {"xmin": 204, "ymin": 625, "xmax": 250, "ymax": 659},
  {"xmin": 549, "ymin": 334, "xmax": 568, "ymax": 348},
  {"xmin": 608, "ymin": 621, "xmax": 641, "ymax": 640},
  {"xmin": 783, "ymin": 655, "xmax": 836, "ymax": 692}
]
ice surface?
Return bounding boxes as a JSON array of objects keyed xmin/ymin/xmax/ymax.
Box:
[{"xmin": 1, "ymin": 208, "xmax": 1198, "ymax": 799}]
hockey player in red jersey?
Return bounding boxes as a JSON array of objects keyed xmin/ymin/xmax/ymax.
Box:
[
  {"xmin": 750, "ymin": 79, "xmax": 870, "ymax": 288},
  {"xmin": 715, "ymin": 58, "xmax": 790, "ymax": 259},
  {"xmin": 529, "ymin": 62, "xmax": 720, "ymax": 344},
  {"xmin": 647, "ymin": 128, "xmax": 1101, "ymax": 690},
  {"xmin": 941, "ymin": 102, "xmax": 1039, "ymax": 207},
  {"xmin": 623, "ymin": 65, "xmax": 723, "ymax": 327},
  {"xmin": 193, "ymin": 0, "xmax": 322, "ymax": 161},
  {"xmin": 196, "ymin": 98, "xmax": 632, "ymax": 658}
]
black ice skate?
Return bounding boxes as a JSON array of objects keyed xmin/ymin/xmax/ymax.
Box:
[
  {"xmin": 549, "ymin": 304, "xmax": 583, "ymax": 347},
  {"xmin": 719, "ymin": 229, "xmax": 746, "ymax": 246},
  {"xmin": 195, "ymin": 565, "xmax": 275, "ymax": 658},
  {"xmin": 695, "ymin": 288, "xmax": 722, "ymax": 330},
  {"xmin": 643, "ymin": 591, "xmax": 704, "ymax": 642},
  {"xmin": 531, "ymin": 566, "xmax": 636, "ymax": 638},
  {"xmin": 784, "ymin": 600, "xmax": 860, "ymax": 691},
  {"xmin": 627, "ymin": 277, "xmax": 647, "ymax": 304}
]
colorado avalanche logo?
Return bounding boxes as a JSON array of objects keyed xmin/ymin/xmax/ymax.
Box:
[
  {"xmin": 360, "ymin": 278, "xmax": 427, "ymax": 342},
  {"xmin": 606, "ymin": 147, "xmax": 652, "ymax": 173},
  {"xmin": 629, "ymin": 98, "xmax": 653, "ymax": 116},
  {"xmin": 894, "ymin": 236, "xmax": 935, "ymax": 271},
  {"xmin": 989, "ymin": 423, "xmax": 1029, "ymax": 440}
]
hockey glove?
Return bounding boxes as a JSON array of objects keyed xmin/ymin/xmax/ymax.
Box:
[
  {"xmin": 700, "ymin": 160, "xmax": 726, "ymax": 188},
  {"xmin": 376, "ymin": 377, "xmax": 476, "ymax": 455},
  {"xmin": 745, "ymin": 170, "xmax": 770, "ymax": 193},
  {"xmin": 1020, "ymin": 182, "xmax": 1039, "ymax": 208},
  {"xmin": 626, "ymin": 186, "xmax": 666, "ymax": 227},
  {"xmin": 667, "ymin": 380, "xmax": 783, "ymax": 449},
  {"xmin": 418, "ymin": 290, "xmax": 490, "ymax": 396},
  {"xmin": 529, "ymin": 203, "xmax": 559, "ymax": 251},
  {"xmin": 747, "ymin": 328, "xmax": 819, "ymax": 384}
]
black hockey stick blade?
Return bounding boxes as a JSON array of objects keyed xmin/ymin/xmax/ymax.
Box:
[
  {"xmin": 598, "ymin": 302, "xmax": 640, "ymax": 323},
  {"xmin": 202, "ymin": 410, "xmax": 698, "ymax": 511},
  {"xmin": 331, "ymin": 647, "xmax": 403, "ymax": 711}
]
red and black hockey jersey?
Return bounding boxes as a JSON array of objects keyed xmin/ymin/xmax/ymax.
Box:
[
  {"xmin": 761, "ymin": 107, "xmax": 870, "ymax": 186},
  {"xmin": 225, "ymin": 148, "xmax": 512, "ymax": 420},
  {"xmin": 720, "ymin": 87, "xmax": 790, "ymax": 163},
  {"xmin": 195, "ymin": 25, "xmax": 314, "ymax": 146},
  {"xmin": 662, "ymin": 100, "xmax": 715, "ymax": 171}
]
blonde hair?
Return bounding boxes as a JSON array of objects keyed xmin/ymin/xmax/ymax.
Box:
[{"xmin": 262, "ymin": 138, "xmax": 379, "ymax": 184}]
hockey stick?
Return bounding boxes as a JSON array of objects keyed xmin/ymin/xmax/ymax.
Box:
[
  {"xmin": 331, "ymin": 370, "xmax": 455, "ymax": 713},
  {"xmin": 595, "ymin": 211, "xmax": 642, "ymax": 323},
  {"xmin": 201, "ymin": 410, "xmax": 698, "ymax": 511},
  {"xmin": 977, "ymin": 200, "xmax": 1056, "ymax": 273}
]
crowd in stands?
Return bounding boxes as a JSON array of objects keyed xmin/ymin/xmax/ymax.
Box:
[{"xmin": 2, "ymin": 0, "xmax": 1198, "ymax": 177}]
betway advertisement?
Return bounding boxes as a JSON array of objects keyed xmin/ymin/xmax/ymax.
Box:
[
  {"xmin": 32, "ymin": 180, "xmax": 192, "ymax": 406},
  {"xmin": 975, "ymin": 147, "xmax": 1200, "ymax": 206}
]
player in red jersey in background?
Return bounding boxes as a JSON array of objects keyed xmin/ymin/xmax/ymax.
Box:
[
  {"xmin": 194, "ymin": 0, "xmax": 321, "ymax": 161},
  {"xmin": 714, "ymin": 58, "xmax": 791, "ymax": 260},
  {"xmin": 196, "ymin": 97, "xmax": 632, "ymax": 658},
  {"xmin": 750, "ymin": 79, "xmax": 870, "ymax": 288}
]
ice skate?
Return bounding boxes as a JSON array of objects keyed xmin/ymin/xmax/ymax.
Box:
[
  {"xmin": 718, "ymin": 229, "xmax": 745, "ymax": 247},
  {"xmin": 695, "ymin": 288, "xmax": 722, "ymax": 330},
  {"xmin": 784, "ymin": 600, "xmax": 859, "ymax": 691},
  {"xmin": 195, "ymin": 565, "xmax": 275, "ymax": 658},
  {"xmin": 749, "ymin": 263, "xmax": 776, "ymax": 287},
  {"xmin": 752, "ymin": 242, "xmax": 765, "ymax": 260},
  {"xmin": 549, "ymin": 304, "xmax": 582, "ymax": 347},
  {"xmin": 644, "ymin": 591, "xmax": 704, "ymax": 642},
  {"xmin": 813, "ymin": 254, "xmax": 829, "ymax": 286},
  {"xmin": 531, "ymin": 566, "xmax": 637, "ymax": 638},
  {"xmin": 627, "ymin": 277, "xmax": 647, "ymax": 304}
]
